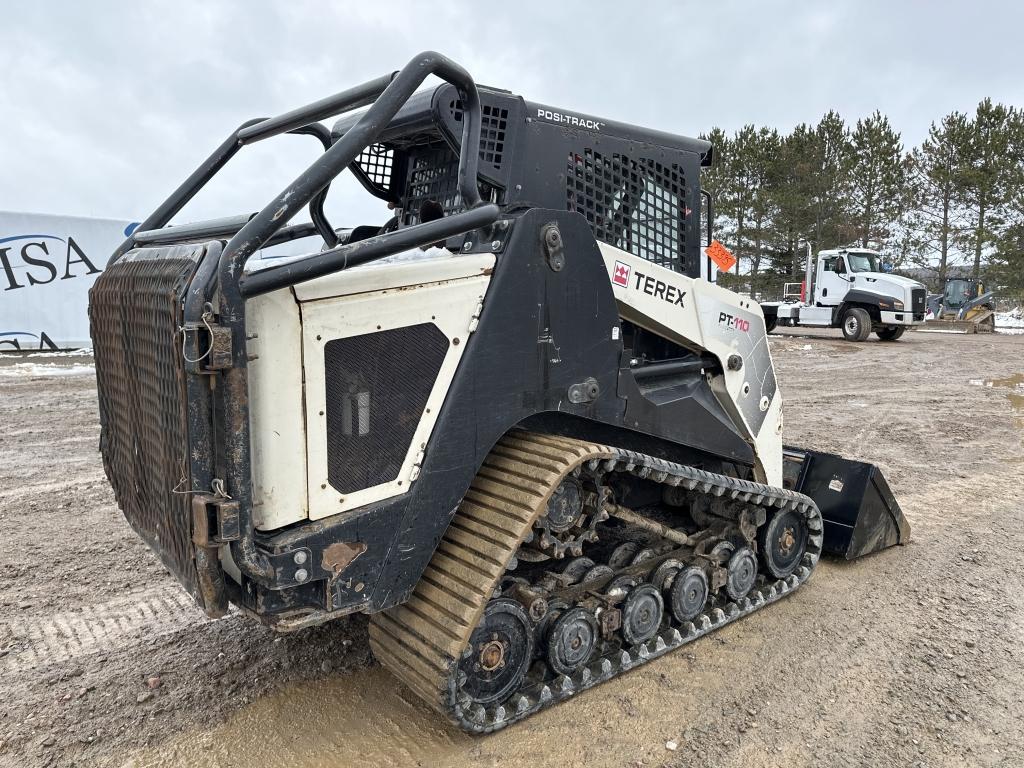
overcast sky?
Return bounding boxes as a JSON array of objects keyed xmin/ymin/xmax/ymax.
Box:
[{"xmin": 2, "ymin": 0, "xmax": 1022, "ymax": 227}]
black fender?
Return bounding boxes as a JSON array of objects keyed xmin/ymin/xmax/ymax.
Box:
[{"xmin": 835, "ymin": 289, "xmax": 899, "ymax": 326}]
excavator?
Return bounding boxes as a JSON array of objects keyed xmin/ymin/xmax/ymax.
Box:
[
  {"xmin": 88, "ymin": 52, "xmax": 910, "ymax": 732},
  {"xmin": 925, "ymin": 277, "xmax": 996, "ymax": 333}
]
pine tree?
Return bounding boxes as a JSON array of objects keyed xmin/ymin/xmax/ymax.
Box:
[
  {"xmin": 907, "ymin": 112, "xmax": 972, "ymax": 284},
  {"xmin": 698, "ymin": 127, "xmax": 734, "ymax": 267},
  {"xmin": 989, "ymin": 110, "xmax": 1024, "ymax": 293},
  {"xmin": 746, "ymin": 128, "xmax": 782, "ymax": 285},
  {"xmin": 958, "ymin": 99, "xmax": 1020, "ymax": 281},
  {"xmin": 766, "ymin": 125, "xmax": 814, "ymax": 277},
  {"xmin": 809, "ymin": 111, "xmax": 853, "ymax": 250},
  {"xmin": 766, "ymin": 114, "xmax": 850, "ymax": 279},
  {"xmin": 849, "ymin": 111, "xmax": 908, "ymax": 250}
]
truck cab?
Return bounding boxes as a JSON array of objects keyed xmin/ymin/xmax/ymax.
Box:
[{"xmin": 762, "ymin": 248, "xmax": 927, "ymax": 341}]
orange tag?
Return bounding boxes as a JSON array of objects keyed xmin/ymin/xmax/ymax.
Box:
[{"xmin": 705, "ymin": 240, "xmax": 737, "ymax": 272}]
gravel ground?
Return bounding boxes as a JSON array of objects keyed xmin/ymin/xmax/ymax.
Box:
[{"xmin": 1, "ymin": 328, "xmax": 1022, "ymax": 768}]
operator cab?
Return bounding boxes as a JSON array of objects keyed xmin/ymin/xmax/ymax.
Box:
[{"xmin": 816, "ymin": 249, "xmax": 884, "ymax": 305}]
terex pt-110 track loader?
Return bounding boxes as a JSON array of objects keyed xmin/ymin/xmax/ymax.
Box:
[{"xmin": 89, "ymin": 52, "xmax": 910, "ymax": 731}]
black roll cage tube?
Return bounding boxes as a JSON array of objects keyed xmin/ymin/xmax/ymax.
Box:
[{"xmin": 113, "ymin": 52, "xmax": 498, "ymax": 587}]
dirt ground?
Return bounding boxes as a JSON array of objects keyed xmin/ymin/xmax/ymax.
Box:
[{"xmin": 1, "ymin": 328, "xmax": 1022, "ymax": 768}]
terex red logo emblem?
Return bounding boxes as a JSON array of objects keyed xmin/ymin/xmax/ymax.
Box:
[
  {"xmin": 612, "ymin": 260, "xmax": 630, "ymax": 287},
  {"xmin": 719, "ymin": 311, "xmax": 751, "ymax": 332}
]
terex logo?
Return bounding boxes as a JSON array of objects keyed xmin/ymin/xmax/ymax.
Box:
[
  {"xmin": 612, "ymin": 260, "xmax": 630, "ymax": 287},
  {"xmin": 718, "ymin": 312, "xmax": 751, "ymax": 332},
  {"xmin": 633, "ymin": 270, "xmax": 686, "ymax": 308}
]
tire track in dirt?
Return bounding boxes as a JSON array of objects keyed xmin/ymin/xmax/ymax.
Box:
[{"xmin": 1, "ymin": 586, "xmax": 209, "ymax": 675}]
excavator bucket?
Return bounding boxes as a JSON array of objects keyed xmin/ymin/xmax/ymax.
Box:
[{"xmin": 784, "ymin": 448, "xmax": 911, "ymax": 559}]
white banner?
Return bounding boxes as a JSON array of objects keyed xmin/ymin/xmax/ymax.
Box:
[
  {"xmin": 0, "ymin": 211, "xmax": 138, "ymax": 350},
  {"xmin": 0, "ymin": 211, "xmax": 341, "ymax": 350}
]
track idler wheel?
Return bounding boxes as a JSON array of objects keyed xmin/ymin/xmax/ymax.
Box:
[
  {"xmin": 457, "ymin": 598, "xmax": 534, "ymax": 706},
  {"xmin": 758, "ymin": 509, "xmax": 809, "ymax": 578},
  {"xmin": 561, "ymin": 557, "xmax": 595, "ymax": 584},
  {"xmin": 621, "ymin": 584, "xmax": 664, "ymax": 645},
  {"xmin": 667, "ymin": 565, "xmax": 709, "ymax": 623},
  {"xmin": 545, "ymin": 606, "xmax": 599, "ymax": 676},
  {"xmin": 725, "ymin": 547, "xmax": 758, "ymax": 600}
]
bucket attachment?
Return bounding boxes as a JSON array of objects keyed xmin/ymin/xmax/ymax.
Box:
[
  {"xmin": 783, "ymin": 447, "xmax": 911, "ymax": 559},
  {"xmin": 921, "ymin": 313, "xmax": 995, "ymax": 334}
]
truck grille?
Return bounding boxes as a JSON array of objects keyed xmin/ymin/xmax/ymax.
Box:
[
  {"xmin": 89, "ymin": 245, "xmax": 206, "ymax": 603},
  {"xmin": 911, "ymin": 287, "xmax": 926, "ymax": 315}
]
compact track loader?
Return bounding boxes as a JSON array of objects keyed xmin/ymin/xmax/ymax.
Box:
[
  {"xmin": 924, "ymin": 277, "xmax": 996, "ymax": 333},
  {"xmin": 89, "ymin": 52, "xmax": 910, "ymax": 732}
]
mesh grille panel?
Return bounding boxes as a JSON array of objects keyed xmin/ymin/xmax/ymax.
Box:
[
  {"xmin": 450, "ymin": 99, "xmax": 509, "ymax": 167},
  {"xmin": 89, "ymin": 245, "xmax": 204, "ymax": 599},
  {"xmin": 324, "ymin": 324, "xmax": 449, "ymax": 494},
  {"xmin": 567, "ymin": 149, "xmax": 687, "ymax": 270},
  {"xmin": 404, "ymin": 147, "xmax": 464, "ymax": 223},
  {"xmin": 400, "ymin": 97, "xmax": 507, "ymax": 224},
  {"xmin": 402, "ymin": 147, "xmax": 497, "ymax": 225},
  {"xmin": 353, "ymin": 143, "xmax": 395, "ymax": 192}
]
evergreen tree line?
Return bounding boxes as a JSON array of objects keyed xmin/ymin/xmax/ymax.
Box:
[{"xmin": 701, "ymin": 99, "xmax": 1024, "ymax": 299}]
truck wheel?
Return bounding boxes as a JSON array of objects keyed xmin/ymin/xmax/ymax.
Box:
[
  {"xmin": 841, "ymin": 308, "xmax": 871, "ymax": 341},
  {"xmin": 875, "ymin": 326, "xmax": 905, "ymax": 341}
]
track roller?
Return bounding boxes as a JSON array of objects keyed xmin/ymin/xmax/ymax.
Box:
[{"xmin": 668, "ymin": 565, "xmax": 709, "ymax": 623}]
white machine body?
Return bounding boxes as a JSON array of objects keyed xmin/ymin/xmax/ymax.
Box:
[{"xmin": 244, "ymin": 245, "xmax": 783, "ymax": 533}]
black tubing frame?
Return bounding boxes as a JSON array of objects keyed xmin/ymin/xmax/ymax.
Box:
[{"xmin": 115, "ymin": 51, "xmax": 496, "ymax": 586}]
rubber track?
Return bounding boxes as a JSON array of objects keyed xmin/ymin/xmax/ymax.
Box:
[{"xmin": 368, "ymin": 431, "xmax": 823, "ymax": 733}]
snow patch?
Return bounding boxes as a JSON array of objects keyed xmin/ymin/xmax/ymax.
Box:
[
  {"xmin": 24, "ymin": 348, "xmax": 93, "ymax": 358},
  {"xmin": 0, "ymin": 363, "xmax": 96, "ymax": 378},
  {"xmin": 996, "ymin": 310, "xmax": 1024, "ymax": 335}
]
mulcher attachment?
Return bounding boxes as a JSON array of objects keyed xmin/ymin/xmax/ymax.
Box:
[{"xmin": 785, "ymin": 447, "xmax": 911, "ymax": 559}]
